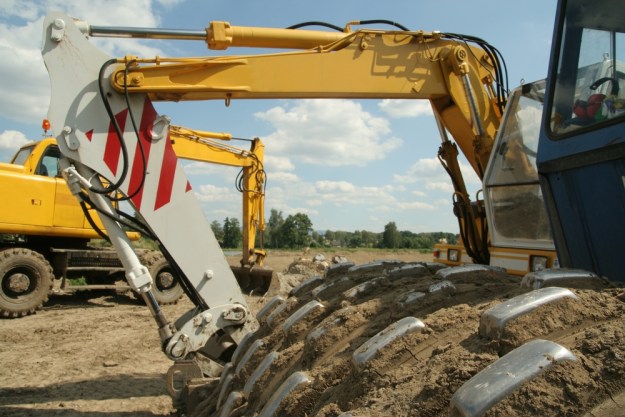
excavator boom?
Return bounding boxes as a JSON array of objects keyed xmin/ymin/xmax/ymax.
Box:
[{"xmin": 41, "ymin": 11, "xmax": 507, "ymax": 385}]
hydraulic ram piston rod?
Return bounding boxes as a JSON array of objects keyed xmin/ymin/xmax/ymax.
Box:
[{"xmin": 80, "ymin": 21, "xmax": 349, "ymax": 50}]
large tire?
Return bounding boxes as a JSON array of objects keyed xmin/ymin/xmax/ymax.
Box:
[
  {"xmin": 192, "ymin": 261, "xmax": 625, "ymax": 417},
  {"xmin": 142, "ymin": 251, "xmax": 184, "ymax": 305},
  {"xmin": 0, "ymin": 248, "xmax": 53, "ymax": 318}
]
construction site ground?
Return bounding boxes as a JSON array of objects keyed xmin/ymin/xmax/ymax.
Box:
[
  {"xmin": 1, "ymin": 249, "xmax": 624, "ymax": 417},
  {"xmin": 0, "ymin": 250, "xmax": 428, "ymax": 416}
]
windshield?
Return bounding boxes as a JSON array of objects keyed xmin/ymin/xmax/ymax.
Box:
[
  {"xmin": 10, "ymin": 146, "xmax": 34, "ymax": 165},
  {"xmin": 485, "ymin": 81, "xmax": 553, "ymax": 248},
  {"xmin": 550, "ymin": 0, "xmax": 625, "ymax": 136}
]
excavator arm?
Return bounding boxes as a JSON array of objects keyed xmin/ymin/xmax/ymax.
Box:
[
  {"xmin": 99, "ymin": 20, "xmax": 507, "ymax": 265},
  {"xmin": 168, "ymin": 126, "xmax": 272, "ymax": 291},
  {"xmin": 41, "ymin": 12, "xmax": 506, "ymax": 375},
  {"xmin": 106, "ymin": 24, "xmax": 503, "ymax": 177}
]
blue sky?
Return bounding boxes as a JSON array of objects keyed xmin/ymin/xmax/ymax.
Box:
[{"xmin": 0, "ymin": 0, "xmax": 557, "ymax": 234}]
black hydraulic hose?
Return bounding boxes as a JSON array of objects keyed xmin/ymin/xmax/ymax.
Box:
[
  {"xmin": 286, "ymin": 21, "xmax": 344, "ymax": 32},
  {"xmin": 356, "ymin": 19, "xmax": 410, "ymax": 31},
  {"xmin": 78, "ymin": 191, "xmax": 157, "ymax": 241},
  {"xmin": 79, "ymin": 200, "xmax": 111, "ymax": 242},
  {"xmin": 158, "ymin": 243, "xmax": 208, "ymax": 310},
  {"xmin": 287, "ymin": 19, "xmax": 410, "ymax": 32},
  {"xmin": 120, "ymin": 60, "xmax": 149, "ymax": 201},
  {"xmin": 443, "ymin": 32, "xmax": 509, "ymax": 113},
  {"xmin": 115, "ymin": 209, "xmax": 158, "ymax": 241},
  {"xmin": 80, "ymin": 191, "xmax": 206, "ymax": 309},
  {"xmin": 94, "ymin": 59, "xmax": 131, "ymax": 195}
]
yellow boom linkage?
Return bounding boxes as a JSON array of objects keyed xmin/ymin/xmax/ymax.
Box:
[{"xmin": 105, "ymin": 21, "xmax": 504, "ymax": 265}]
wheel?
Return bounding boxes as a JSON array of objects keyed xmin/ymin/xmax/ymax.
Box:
[
  {"xmin": 0, "ymin": 248, "xmax": 54, "ymax": 318},
  {"xmin": 195, "ymin": 261, "xmax": 625, "ymax": 417},
  {"xmin": 142, "ymin": 251, "xmax": 184, "ymax": 305}
]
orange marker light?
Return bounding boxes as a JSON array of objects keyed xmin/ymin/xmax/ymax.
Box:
[{"xmin": 42, "ymin": 119, "xmax": 51, "ymax": 132}]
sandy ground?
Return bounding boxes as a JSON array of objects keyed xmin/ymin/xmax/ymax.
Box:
[
  {"xmin": 3, "ymin": 249, "xmax": 624, "ymax": 417},
  {"xmin": 0, "ymin": 249, "xmax": 428, "ymax": 417}
]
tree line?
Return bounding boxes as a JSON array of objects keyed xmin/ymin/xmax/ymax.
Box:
[{"xmin": 210, "ymin": 209, "xmax": 458, "ymax": 250}]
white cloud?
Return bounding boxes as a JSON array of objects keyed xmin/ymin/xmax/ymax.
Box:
[
  {"xmin": 255, "ymin": 99, "xmax": 402, "ymax": 167},
  {"xmin": 393, "ymin": 157, "xmax": 443, "ymax": 184},
  {"xmin": 269, "ymin": 171, "xmax": 299, "ymax": 183},
  {"xmin": 315, "ymin": 180, "xmax": 356, "ymax": 193},
  {"xmin": 45, "ymin": 0, "xmax": 160, "ymax": 27},
  {"xmin": 0, "ymin": 17, "xmax": 49, "ymax": 123},
  {"xmin": 391, "ymin": 156, "xmax": 484, "ymax": 203},
  {"xmin": 0, "ymin": 130, "xmax": 30, "ymax": 150},
  {"xmin": 195, "ymin": 183, "xmax": 238, "ymax": 203},
  {"xmin": 0, "ymin": 0, "xmax": 168, "ymax": 125},
  {"xmin": 397, "ymin": 201, "xmax": 436, "ymax": 210},
  {"xmin": 313, "ymin": 181, "xmax": 398, "ymax": 208},
  {"xmin": 264, "ymin": 155, "xmax": 295, "ymax": 172},
  {"xmin": 378, "ymin": 99, "xmax": 433, "ymax": 118},
  {"xmin": 0, "ymin": 1, "xmax": 39, "ymax": 20},
  {"xmin": 425, "ymin": 181, "xmax": 454, "ymax": 193},
  {"xmin": 155, "ymin": 0, "xmax": 184, "ymax": 7},
  {"xmin": 183, "ymin": 161, "xmax": 239, "ymax": 178}
]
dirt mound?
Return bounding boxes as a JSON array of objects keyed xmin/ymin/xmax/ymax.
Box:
[
  {"xmin": 2, "ymin": 252, "xmax": 624, "ymax": 417},
  {"xmin": 192, "ymin": 261, "xmax": 625, "ymax": 417}
]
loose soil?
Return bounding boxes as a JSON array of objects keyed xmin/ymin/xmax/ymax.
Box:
[
  {"xmin": 0, "ymin": 250, "xmax": 427, "ymax": 417},
  {"xmin": 2, "ymin": 249, "xmax": 625, "ymax": 417}
]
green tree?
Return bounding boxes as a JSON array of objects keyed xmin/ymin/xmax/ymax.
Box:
[
  {"xmin": 311, "ymin": 230, "xmax": 324, "ymax": 247},
  {"xmin": 267, "ymin": 209, "xmax": 285, "ymax": 248},
  {"xmin": 210, "ymin": 220, "xmax": 224, "ymax": 243},
  {"xmin": 382, "ymin": 221, "xmax": 402, "ymax": 248},
  {"xmin": 348, "ymin": 230, "xmax": 363, "ymax": 248},
  {"xmin": 333, "ymin": 230, "xmax": 350, "ymax": 247},
  {"xmin": 222, "ymin": 217, "xmax": 242, "ymax": 248},
  {"xmin": 324, "ymin": 230, "xmax": 336, "ymax": 245},
  {"xmin": 361, "ymin": 230, "xmax": 379, "ymax": 247},
  {"xmin": 281, "ymin": 213, "xmax": 313, "ymax": 248}
]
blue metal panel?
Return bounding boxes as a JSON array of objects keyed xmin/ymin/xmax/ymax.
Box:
[
  {"xmin": 537, "ymin": 0, "xmax": 625, "ymax": 283},
  {"xmin": 539, "ymin": 153, "xmax": 625, "ymax": 281}
]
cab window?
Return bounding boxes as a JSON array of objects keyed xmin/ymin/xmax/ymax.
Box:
[
  {"xmin": 550, "ymin": 0, "xmax": 625, "ymax": 136},
  {"xmin": 10, "ymin": 146, "xmax": 34, "ymax": 165},
  {"xmin": 37, "ymin": 146, "xmax": 61, "ymax": 177}
]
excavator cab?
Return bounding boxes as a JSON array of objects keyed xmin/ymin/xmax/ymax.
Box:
[
  {"xmin": 538, "ymin": 0, "xmax": 625, "ymax": 283},
  {"xmin": 484, "ymin": 80, "xmax": 554, "ymax": 251}
]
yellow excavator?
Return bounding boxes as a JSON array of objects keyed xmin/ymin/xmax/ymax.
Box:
[
  {"xmin": 0, "ymin": 120, "xmax": 270, "ymax": 317},
  {"xmin": 40, "ymin": 9, "xmax": 549, "ymax": 364},
  {"xmin": 38, "ymin": 7, "xmax": 622, "ymax": 415},
  {"xmin": 92, "ymin": 19, "xmax": 557, "ymax": 274},
  {"xmin": 166, "ymin": 124, "xmax": 272, "ymax": 292}
]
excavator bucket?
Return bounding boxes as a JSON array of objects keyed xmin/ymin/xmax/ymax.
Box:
[{"xmin": 230, "ymin": 265, "xmax": 275, "ymax": 295}]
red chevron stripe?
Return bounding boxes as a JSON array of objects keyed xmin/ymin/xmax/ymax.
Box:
[
  {"xmin": 129, "ymin": 100, "xmax": 156, "ymax": 211},
  {"xmin": 104, "ymin": 109, "xmax": 127, "ymax": 176},
  {"xmin": 154, "ymin": 127, "xmax": 178, "ymax": 210}
]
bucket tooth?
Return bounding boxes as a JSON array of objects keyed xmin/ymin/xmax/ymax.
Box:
[
  {"xmin": 521, "ymin": 268, "xmax": 604, "ymax": 289},
  {"xmin": 243, "ymin": 351, "xmax": 279, "ymax": 396},
  {"xmin": 479, "ymin": 287, "xmax": 578, "ymax": 340},
  {"xmin": 257, "ymin": 372, "xmax": 311, "ymax": 417},
  {"xmin": 352, "ymin": 316, "xmax": 425, "ymax": 370},
  {"xmin": 450, "ymin": 339, "xmax": 577, "ymax": 417},
  {"xmin": 256, "ymin": 295, "xmax": 285, "ymax": 323}
]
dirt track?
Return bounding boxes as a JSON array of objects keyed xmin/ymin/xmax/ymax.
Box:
[{"xmin": 0, "ymin": 250, "xmax": 427, "ymax": 417}]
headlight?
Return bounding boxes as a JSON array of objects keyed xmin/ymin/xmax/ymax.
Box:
[
  {"xmin": 448, "ymin": 249, "xmax": 459, "ymax": 262},
  {"xmin": 530, "ymin": 255, "xmax": 548, "ymax": 271}
]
